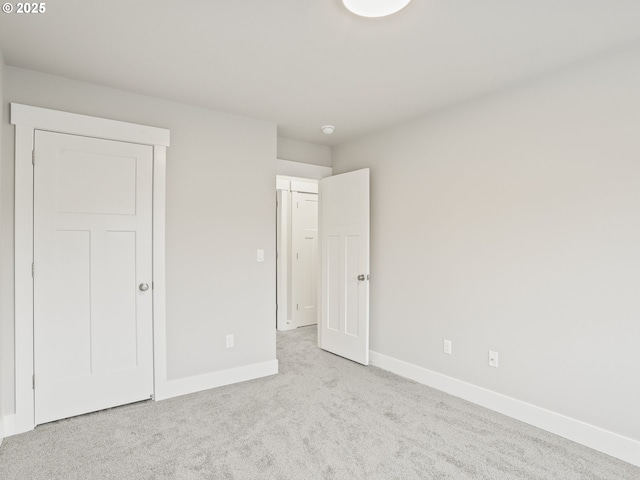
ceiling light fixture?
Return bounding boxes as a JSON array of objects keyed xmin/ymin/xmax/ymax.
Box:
[
  {"xmin": 321, "ymin": 125, "xmax": 335, "ymax": 135},
  {"xmin": 343, "ymin": 0, "xmax": 412, "ymax": 18}
]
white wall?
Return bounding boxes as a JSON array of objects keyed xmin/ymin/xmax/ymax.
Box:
[
  {"xmin": 333, "ymin": 45, "xmax": 640, "ymax": 444},
  {"xmin": 0, "ymin": 48, "xmax": 5, "ymax": 444},
  {"xmin": 1, "ymin": 67, "xmax": 277, "ymax": 416},
  {"xmin": 277, "ymin": 137, "xmax": 331, "ymax": 167}
]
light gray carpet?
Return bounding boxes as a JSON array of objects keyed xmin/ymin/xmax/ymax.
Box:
[{"xmin": 1, "ymin": 326, "xmax": 638, "ymax": 479}]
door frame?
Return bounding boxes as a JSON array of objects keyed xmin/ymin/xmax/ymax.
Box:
[
  {"xmin": 276, "ymin": 177, "xmax": 321, "ymax": 331},
  {"xmin": 11, "ymin": 103, "xmax": 170, "ymax": 434},
  {"xmin": 275, "ymin": 160, "xmax": 332, "ymax": 333}
]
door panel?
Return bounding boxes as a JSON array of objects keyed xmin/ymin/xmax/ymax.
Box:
[
  {"xmin": 326, "ymin": 235, "xmax": 341, "ymax": 332},
  {"xmin": 345, "ymin": 234, "xmax": 361, "ymax": 337},
  {"xmin": 34, "ymin": 130, "xmax": 154, "ymax": 425},
  {"xmin": 56, "ymin": 151, "xmax": 137, "ymax": 215},
  {"xmin": 52, "ymin": 230, "xmax": 92, "ymax": 378},
  {"xmin": 101, "ymin": 231, "xmax": 138, "ymax": 371},
  {"xmin": 320, "ymin": 169, "xmax": 370, "ymax": 365}
]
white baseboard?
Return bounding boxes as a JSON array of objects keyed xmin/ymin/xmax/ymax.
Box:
[
  {"xmin": 156, "ymin": 359, "xmax": 279, "ymax": 401},
  {"xmin": 2, "ymin": 362, "xmax": 279, "ymax": 439},
  {"xmin": 277, "ymin": 324, "xmax": 296, "ymax": 332},
  {"xmin": 369, "ymin": 350, "xmax": 640, "ymax": 468}
]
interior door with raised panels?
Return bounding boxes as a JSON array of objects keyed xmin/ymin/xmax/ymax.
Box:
[
  {"xmin": 319, "ymin": 169, "xmax": 370, "ymax": 365},
  {"xmin": 291, "ymin": 191, "xmax": 318, "ymax": 327},
  {"xmin": 33, "ymin": 130, "xmax": 154, "ymax": 425}
]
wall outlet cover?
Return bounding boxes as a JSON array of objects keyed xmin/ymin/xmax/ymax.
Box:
[{"xmin": 489, "ymin": 350, "xmax": 499, "ymax": 368}]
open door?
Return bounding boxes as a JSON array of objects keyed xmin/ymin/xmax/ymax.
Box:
[{"xmin": 319, "ymin": 169, "xmax": 370, "ymax": 365}]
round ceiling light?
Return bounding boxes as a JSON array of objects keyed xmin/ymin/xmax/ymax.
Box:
[
  {"xmin": 321, "ymin": 125, "xmax": 335, "ymax": 135},
  {"xmin": 343, "ymin": 0, "xmax": 412, "ymax": 18}
]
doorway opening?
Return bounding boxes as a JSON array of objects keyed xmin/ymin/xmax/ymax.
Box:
[
  {"xmin": 275, "ymin": 159, "xmax": 332, "ymax": 333},
  {"xmin": 274, "ymin": 159, "xmax": 371, "ymax": 366},
  {"xmin": 276, "ymin": 175, "xmax": 320, "ymax": 331}
]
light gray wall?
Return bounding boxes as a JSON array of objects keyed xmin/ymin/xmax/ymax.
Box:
[
  {"xmin": 277, "ymin": 137, "xmax": 331, "ymax": 167},
  {"xmin": 1, "ymin": 67, "xmax": 277, "ymax": 414},
  {"xmin": 332, "ymin": 45, "xmax": 640, "ymax": 441},
  {"xmin": 0, "ymin": 48, "xmax": 5, "ymax": 443},
  {"xmin": 0, "ymin": 63, "xmax": 9, "ymax": 419}
]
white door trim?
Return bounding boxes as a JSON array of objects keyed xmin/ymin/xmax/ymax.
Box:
[
  {"xmin": 276, "ymin": 189, "xmax": 294, "ymax": 331},
  {"xmin": 276, "ymin": 159, "xmax": 332, "ymax": 179},
  {"xmin": 11, "ymin": 103, "xmax": 170, "ymax": 434}
]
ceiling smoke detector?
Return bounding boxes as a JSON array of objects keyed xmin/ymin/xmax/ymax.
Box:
[
  {"xmin": 343, "ymin": 0, "xmax": 412, "ymax": 18},
  {"xmin": 321, "ymin": 125, "xmax": 335, "ymax": 135}
]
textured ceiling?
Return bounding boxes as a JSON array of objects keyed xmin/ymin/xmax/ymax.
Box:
[{"xmin": 1, "ymin": 0, "xmax": 640, "ymax": 146}]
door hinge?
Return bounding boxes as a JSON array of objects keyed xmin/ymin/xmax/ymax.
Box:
[
  {"xmin": 32, "ymin": 151, "xmax": 35, "ymax": 165},
  {"xmin": 32, "ymin": 262, "xmax": 35, "ymax": 277},
  {"xmin": 296, "ymin": 304, "xmax": 299, "ymax": 311},
  {"xmin": 296, "ymin": 252, "xmax": 299, "ymax": 260},
  {"xmin": 32, "ymin": 374, "xmax": 35, "ymax": 390}
]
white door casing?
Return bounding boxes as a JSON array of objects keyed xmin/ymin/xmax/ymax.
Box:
[
  {"xmin": 33, "ymin": 131, "xmax": 154, "ymax": 424},
  {"xmin": 276, "ymin": 176, "xmax": 322, "ymax": 332},
  {"xmin": 291, "ymin": 192, "xmax": 318, "ymax": 327},
  {"xmin": 276, "ymin": 189, "xmax": 292, "ymax": 330},
  {"xmin": 319, "ymin": 169, "xmax": 370, "ymax": 365},
  {"xmin": 11, "ymin": 103, "xmax": 169, "ymax": 434}
]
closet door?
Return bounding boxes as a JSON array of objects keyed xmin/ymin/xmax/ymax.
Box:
[
  {"xmin": 291, "ymin": 191, "xmax": 319, "ymax": 327},
  {"xmin": 33, "ymin": 130, "xmax": 154, "ymax": 424}
]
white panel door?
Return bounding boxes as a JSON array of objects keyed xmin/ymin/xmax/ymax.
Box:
[
  {"xmin": 33, "ymin": 130, "xmax": 154, "ymax": 425},
  {"xmin": 319, "ymin": 169, "xmax": 370, "ymax": 365},
  {"xmin": 292, "ymin": 192, "xmax": 318, "ymax": 327}
]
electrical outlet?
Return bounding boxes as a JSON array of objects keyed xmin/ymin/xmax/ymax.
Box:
[
  {"xmin": 443, "ymin": 339, "xmax": 452, "ymax": 355},
  {"xmin": 488, "ymin": 350, "xmax": 499, "ymax": 368},
  {"xmin": 226, "ymin": 334, "xmax": 234, "ymax": 348},
  {"xmin": 257, "ymin": 249, "xmax": 265, "ymax": 262}
]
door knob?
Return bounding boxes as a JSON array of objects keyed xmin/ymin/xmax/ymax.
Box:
[
  {"xmin": 139, "ymin": 283, "xmax": 149, "ymax": 292},
  {"xmin": 357, "ymin": 275, "xmax": 365, "ymax": 281}
]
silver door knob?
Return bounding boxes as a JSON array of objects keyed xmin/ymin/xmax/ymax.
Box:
[
  {"xmin": 357, "ymin": 275, "xmax": 365, "ymax": 281},
  {"xmin": 139, "ymin": 283, "xmax": 149, "ymax": 292}
]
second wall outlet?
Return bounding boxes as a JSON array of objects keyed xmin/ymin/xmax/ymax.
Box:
[
  {"xmin": 443, "ymin": 339, "xmax": 452, "ymax": 355},
  {"xmin": 226, "ymin": 334, "xmax": 234, "ymax": 348}
]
